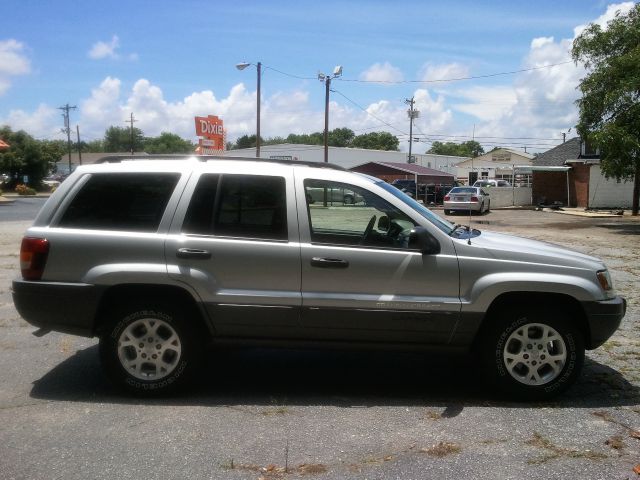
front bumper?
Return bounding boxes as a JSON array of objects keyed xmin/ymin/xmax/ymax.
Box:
[
  {"xmin": 12, "ymin": 279, "xmax": 104, "ymax": 337},
  {"xmin": 581, "ymin": 296, "xmax": 626, "ymax": 349}
]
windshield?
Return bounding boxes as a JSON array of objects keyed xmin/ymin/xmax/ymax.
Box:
[{"xmin": 378, "ymin": 181, "xmax": 454, "ymax": 234}]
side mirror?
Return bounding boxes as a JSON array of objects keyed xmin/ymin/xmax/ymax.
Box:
[
  {"xmin": 408, "ymin": 227, "xmax": 440, "ymax": 255},
  {"xmin": 377, "ymin": 216, "xmax": 390, "ymax": 232}
]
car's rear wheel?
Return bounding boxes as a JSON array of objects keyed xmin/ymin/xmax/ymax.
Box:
[
  {"xmin": 343, "ymin": 194, "xmax": 354, "ymax": 205},
  {"xmin": 480, "ymin": 309, "xmax": 584, "ymax": 400},
  {"xmin": 444, "ymin": 209, "xmax": 451, "ymax": 215},
  {"xmin": 99, "ymin": 301, "xmax": 203, "ymax": 395}
]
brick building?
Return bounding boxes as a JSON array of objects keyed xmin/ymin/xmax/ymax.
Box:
[{"xmin": 532, "ymin": 137, "xmax": 635, "ymax": 209}]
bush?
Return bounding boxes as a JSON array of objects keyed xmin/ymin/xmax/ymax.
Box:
[{"xmin": 15, "ymin": 184, "xmax": 36, "ymax": 196}]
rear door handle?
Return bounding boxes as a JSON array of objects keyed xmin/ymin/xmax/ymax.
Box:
[
  {"xmin": 310, "ymin": 257, "xmax": 349, "ymax": 269},
  {"xmin": 176, "ymin": 248, "xmax": 211, "ymax": 260}
]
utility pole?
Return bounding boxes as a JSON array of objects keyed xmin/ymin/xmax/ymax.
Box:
[
  {"xmin": 58, "ymin": 103, "xmax": 77, "ymax": 174},
  {"xmin": 324, "ymin": 76, "xmax": 331, "ymax": 163},
  {"xmin": 76, "ymin": 125, "xmax": 82, "ymax": 166},
  {"xmin": 125, "ymin": 113, "xmax": 138, "ymax": 154},
  {"xmin": 256, "ymin": 62, "xmax": 261, "ymax": 158},
  {"xmin": 318, "ymin": 65, "xmax": 343, "ymax": 163},
  {"xmin": 405, "ymin": 97, "xmax": 420, "ymax": 198}
]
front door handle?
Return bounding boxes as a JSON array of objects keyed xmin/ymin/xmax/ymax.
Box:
[
  {"xmin": 176, "ymin": 248, "xmax": 211, "ymax": 260},
  {"xmin": 310, "ymin": 257, "xmax": 349, "ymax": 269}
]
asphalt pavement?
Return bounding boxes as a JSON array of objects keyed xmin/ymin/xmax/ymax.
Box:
[{"xmin": 0, "ymin": 196, "xmax": 47, "ymax": 222}]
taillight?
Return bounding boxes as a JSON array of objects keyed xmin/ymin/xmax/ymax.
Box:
[
  {"xmin": 444, "ymin": 195, "xmax": 450, "ymax": 201},
  {"xmin": 20, "ymin": 237, "xmax": 49, "ymax": 280},
  {"xmin": 470, "ymin": 196, "xmax": 478, "ymax": 202}
]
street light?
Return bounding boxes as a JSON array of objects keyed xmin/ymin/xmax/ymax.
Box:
[
  {"xmin": 236, "ymin": 61, "xmax": 262, "ymax": 157},
  {"xmin": 318, "ymin": 65, "xmax": 343, "ymax": 163}
]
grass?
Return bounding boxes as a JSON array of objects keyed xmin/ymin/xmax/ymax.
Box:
[
  {"xmin": 526, "ymin": 432, "xmax": 607, "ymax": 465},
  {"xmin": 220, "ymin": 459, "xmax": 327, "ymax": 477},
  {"xmin": 420, "ymin": 442, "xmax": 462, "ymax": 457}
]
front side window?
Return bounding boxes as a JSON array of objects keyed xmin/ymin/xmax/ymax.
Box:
[
  {"xmin": 58, "ymin": 173, "xmax": 180, "ymax": 232},
  {"xmin": 304, "ymin": 179, "xmax": 416, "ymax": 249},
  {"xmin": 182, "ymin": 174, "xmax": 287, "ymax": 241}
]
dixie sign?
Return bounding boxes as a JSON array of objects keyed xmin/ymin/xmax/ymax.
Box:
[{"xmin": 195, "ymin": 115, "xmax": 224, "ymax": 138}]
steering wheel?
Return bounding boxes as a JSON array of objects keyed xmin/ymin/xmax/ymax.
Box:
[{"xmin": 360, "ymin": 215, "xmax": 377, "ymax": 245}]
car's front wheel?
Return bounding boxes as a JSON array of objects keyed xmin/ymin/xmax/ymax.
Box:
[
  {"xmin": 99, "ymin": 302, "xmax": 203, "ymax": 395},
  {"xmin": 480, "ymin": 310, "xmax": 584, "ymax": 400}
]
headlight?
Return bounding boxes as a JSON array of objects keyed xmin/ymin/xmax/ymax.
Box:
[{"xmin": 596, "ymin": 270, "xmax": 613, "ymax": 291}]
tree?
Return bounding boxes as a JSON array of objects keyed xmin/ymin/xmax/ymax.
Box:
[
  {"xmin": 427, "ymin": 140, "xmax": 484, "ymax": 157},
  {"xmin": 144, "ymin": 132, "xmax": 194, "ymax": 154},
  {"xmin": 572, "ymin": 4, "xmax": 640, "ymax": 215},
  {"xmin": 328, "ymin": 128, "xmax": 355, "ymax": 147},
  {"xmin": 104, "ymin": 125, "xmax": 144, "ymax": 152},
  {"xmin": 83, "ymin": 139, "xmax": 105, "ymax": 153},
  {"xmin": 351, "ymin": 132, "xmax": 399, "ymax": 151},
  {"xmin": 0, "ymin": 126, "xmax": 58, "ymax": 187}
]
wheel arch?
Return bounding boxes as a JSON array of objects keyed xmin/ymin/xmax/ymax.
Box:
[
  {"xmin": 94, "ymin": 283, "xmax": 213, "ymax": 339},
  {"xmin": 473, "ymin": 291, "xmax": 591, "ymax": 349}
]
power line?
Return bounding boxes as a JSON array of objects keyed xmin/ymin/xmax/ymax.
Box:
[
  {"xmin": 264, "ymin": 60, "xmax": 574, "ymax": 85},
  {"xmin": 331, "ymin": 89, "xmax": 409, "ymax": 137},
  {"xmin": 336, "ymin": 60, "xmax": 575, "ymax": 84}
]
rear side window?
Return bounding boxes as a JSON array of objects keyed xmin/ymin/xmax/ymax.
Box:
[
  {"xmin": 58, "ymin": 173, "xmax": 180, "ymax": 232},
  {"xmin": 182, "ymin": 174, "xmax": 287, "ymax": 241}
]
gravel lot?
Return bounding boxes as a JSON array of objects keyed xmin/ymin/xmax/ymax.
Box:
[{"xmin": 0, "ymin": 208, "xmax": 638, "ymax": 480}]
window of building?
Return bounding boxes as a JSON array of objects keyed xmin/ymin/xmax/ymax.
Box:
[
  {"xmin": 59, "ymin": 173, "xmax": 180, "ymax": 232},
  {"xmin": 182, "ymin": 174, "xmax": 287, "ymax": 241}
]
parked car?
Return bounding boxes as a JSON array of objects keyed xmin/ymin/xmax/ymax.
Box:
[
  {"xmin": 443, "ymin": 186, "xmax": 490, "ymax": 214},
  {"xmin": 306, "ymin": 186, "xmax": 362, "ymax": 204},
  {"xmin": 473, "ymin": 179, "xmax": 511, "ymax": 187},
  {"xmin": 12, "ymin": 156, "xmax": 625, "ymax": 399},
  {"xmin": 391, "ymin": 179, "xmax": 425, "ymax": 198}
]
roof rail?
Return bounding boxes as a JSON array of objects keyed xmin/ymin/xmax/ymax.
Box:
[{"xmin": 95, "ymin": 154, "xmax": 346, "ymax": 170}]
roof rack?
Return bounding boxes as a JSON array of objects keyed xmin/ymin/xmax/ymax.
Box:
[{"xmin": 95, "ymin": 154, "xmax": 346, "ymax": 171}]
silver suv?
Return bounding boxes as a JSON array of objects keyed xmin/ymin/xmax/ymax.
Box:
[{"xmin": 12, "ymin": 156, "xmax": 625, "ymax": 399}]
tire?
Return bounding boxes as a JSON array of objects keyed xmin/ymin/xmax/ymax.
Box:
[
  {"xmin": 444, "ymin": 209, "xmax": 451, "ymax": 215},
  {"xmin": 480, "ymin": 309, "xmax": 584, "ymax": 400},
  {"xmin": 99, "ymin": 301, "xmax": 203, "ymax": 395},
  {"xmin": 343, "ymin": 194, "xmax": 354, "ymax": 205}
]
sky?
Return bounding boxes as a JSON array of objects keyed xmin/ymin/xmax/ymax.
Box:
[{"xmin": 0, "ymin": 0, "xmax": 635, "ymax": 154}]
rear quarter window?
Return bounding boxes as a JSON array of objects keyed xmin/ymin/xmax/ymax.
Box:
[{"xmin": 58, "ymin": 173, "xmax": 180, "ymax": 232}]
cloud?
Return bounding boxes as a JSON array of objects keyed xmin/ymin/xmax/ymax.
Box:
[
  {"xmin": 359, "ymin": 62, "xmax": 404, "ymax": 83},
  {"xmin": 88, "ymin": 35, "xmax": 120, "ymax": 59},
  {"xmin": 444, "ymin": 4, "xmax": 635, "ymax": 147},
  {"xmin": 0, "ymin": 39, "xmax": 31, "ymax": 95},
  {"xmin": 419, "ymin": 62, "xmax": 470, "ymax": 83},
  {"xmin": 573, "ymin": 2, "xmax": 635, "ymax": 37},
  {"xmin": 1, "ymin": 104, "xmax": 59, "ymax": 138},
  {"xmin": 88, "ymin": 35, "xmax": 138, "ymax": 61}
]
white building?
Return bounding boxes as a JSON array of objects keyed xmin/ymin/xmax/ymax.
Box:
[
  {"xmin": 228, "ymin": 144, "xmax": 468, "ymax": 175},
  {"xmin": 454, "ymin": 148, "xmax": 535, "ymax": 185}
]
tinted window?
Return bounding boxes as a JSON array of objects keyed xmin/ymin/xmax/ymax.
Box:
[
  {"xmin": 59, "ymin": 173, "xmax": 180, "ymax": 232},
  {"xmin": 182, "ymin": 174, "xmax": 287, "ymax": 241}
]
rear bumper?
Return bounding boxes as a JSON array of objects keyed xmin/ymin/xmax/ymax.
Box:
[
  {"xmin": 581, "ymin": 296, "xmax": 626, "ymax": 349},
  {"xmin": 444, "ymin": 201, "xmax": 482, "ymax": 211},
  {"xmin": 12, "ymin": 279, "xmax": 104, "ymax": 337}
]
